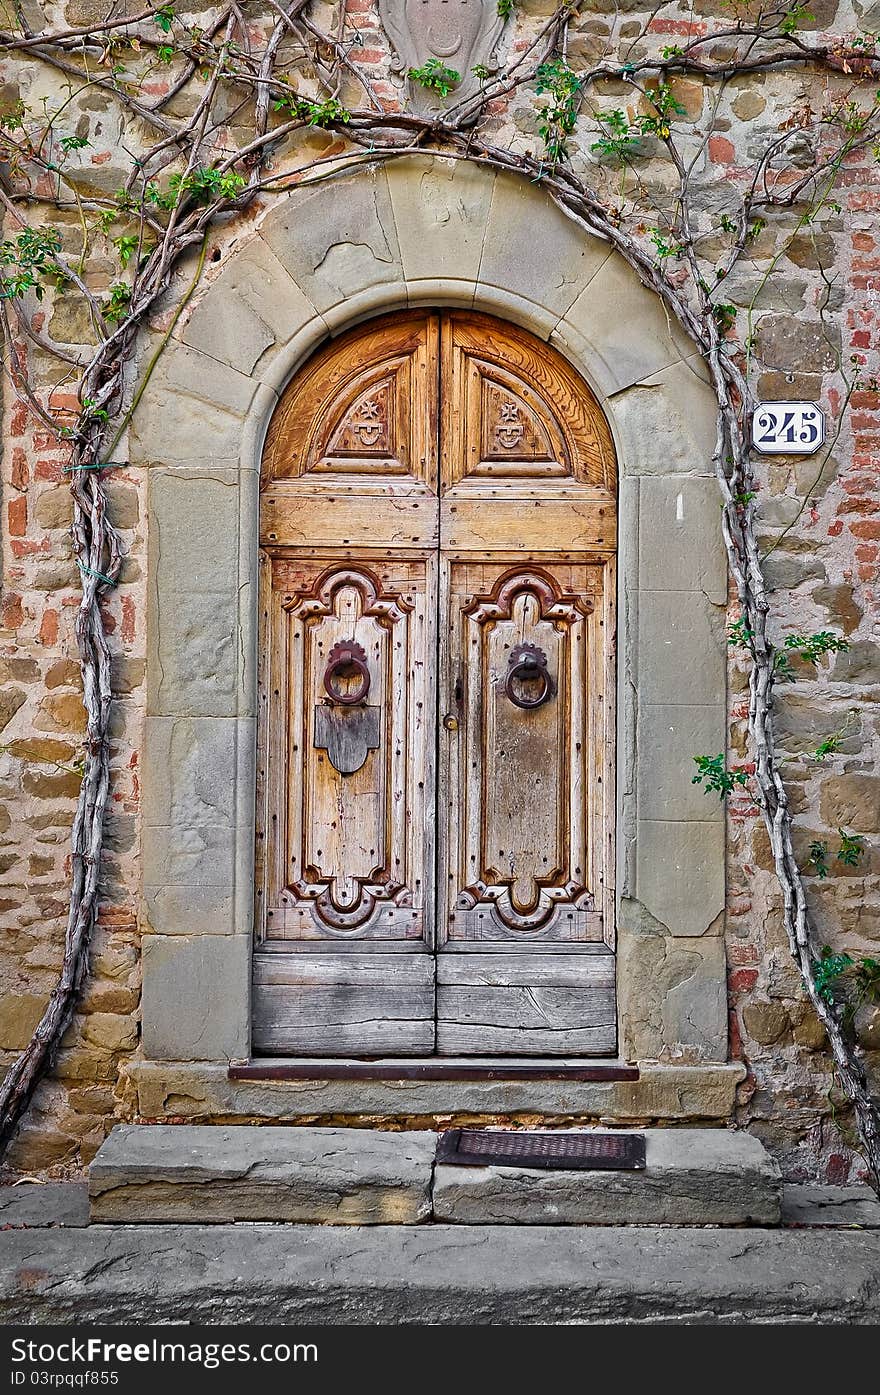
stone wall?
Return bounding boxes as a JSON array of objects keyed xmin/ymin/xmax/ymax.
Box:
[{"xmin": 0, "ymin": 0, "xmax": 878, "ymax": 1181}]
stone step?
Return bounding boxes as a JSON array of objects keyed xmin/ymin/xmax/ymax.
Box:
[
  {"xmin": 89, "ymin": 1124, "xmax": 782, "ymax": 1228},
  {"xmin": 89, "ymin": 1125, "xmax": 435, "ymax": 1224},
  {"xmin": 433, "ymin": 1129, "xmax": 782, "ymax": 1226}
]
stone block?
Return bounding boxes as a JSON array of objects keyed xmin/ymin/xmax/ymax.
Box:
[
  {"xmin": 260, "ymin": 168, "xmax": 402, "ymax": 314},
  {"xmin": 610, "ymin": 355, "xmax": 716, "ymax": 477},
  {"xmin": 559, "ymin": 254, "xmax": 694, "ymax": 392},
  {"xmin": 143, "ymin": 823, "xmax": 238, "ymax": 890},
  {"xmin": 781, "ymin": 1184, "xmax": 880, "ymax": 1229},
  {"xmin": 762, "ymin": 549, "xmax": 826, "ymax": 591},
  {"xmin": 142, "ymin": 882, "xmax": 238, "ymax": 939},
  {"xmin": 130, "ymin": 394, "xmax": 246, "ymax": 470},
  {"xmin": 0, "ymin": 992, "xmax": 47, "ymax": 1050},
  {"xmin": 387, "ymin": 155, "xmax": 494, "ymax": 285},
  {"xmin": 775, "ymin": 695, "xmax": 863, "ymax": 758},
  {"xmin": 89, "ymin": 1125, "xmax": 435, "ymax": 1224},
  {"xmin": 182, "ymin": 236, "xmax": 322, "ymax": 375},
  {"xmin": 149, "ymin": 588, "xmax": 240, "ymax": 718},
  {"xmin": 617, "ymin": 928, "xmax": 728, "ymax": 1061},
  {"xmin": 159, "ymin": 341, "xmax": 259, "ymax": 415},
  {"xmin": 142, "ymin": 713, "xmax": 255, "ymax": 937},
  {"xmin": 0, "ymin": 1181, "xmax": 89, "ymax": 1229},
  {"xmin": 637, "ymin": 704, "xmax": 725, "ymax": 822},
  {"xmin": 638, "ymin": 476, "xmax": 727, "ymax": 601},
  {"xmin": 757, "ymin": 314, "xmax": 841, "ymax": 373},
  {"xmin": 831, "ymin": 640, "xmax": 880, "ymax": 683},
  {"xmin": 635, "ymin": 820, "xmax": 725, "ymax": 936},
  {"xmin": 8, "ymin": 1222, "xmax": 880, "ymax": 1325},
  {"xmin": 141, "ymin": 936, "xmax": 250, "ymax": 1060},
  {"xmin": 143, "ymin": 716, "xmax": 255, "ymax": 832},
  {"xmin": 636, "ymin": 590, "xmax": 726, "ymax": 705},
  {"xmin": 819, "ymin": 775, "xmax": 880, "ymax": 834},
  {"xmin": 478, "ymin": 173, "xmax": 610, "ymax": 318},
  {"xmin": 148, "ymin": 468, "xmax": 242, "ymax": 598},
  {"xmin": 432, "ymin": 1128, "xmax": 781, "ymax": 1225}
]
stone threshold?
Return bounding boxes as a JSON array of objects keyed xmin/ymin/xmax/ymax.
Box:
[
  {"xmin": 127, "ymin": 1059, "xmax": 745, "ymax": 1122},
  {"xmin": 228, "ymin": 1057, "xmax": 640, "ymax": 1082},
  {"xmin": 88, "ymin": 1123, "xmax": 781, "ymax": 1228}
]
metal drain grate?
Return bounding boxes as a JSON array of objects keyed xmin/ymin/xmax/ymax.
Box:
[{"xmin": 436, "ymin": 1129, "xmax": 646, "ymax": 1171}]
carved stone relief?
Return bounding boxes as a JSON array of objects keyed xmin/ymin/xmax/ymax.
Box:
[{"xmin": 378, "ymin": 0, "xmax": 508, "ymax": 114}]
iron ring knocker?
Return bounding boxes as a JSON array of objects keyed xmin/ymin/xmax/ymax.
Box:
[
  {"xmin": 323, "ymin": 640, "xmax": 371, "ymax": 706},
  {"xmin": 504, "ymin": 643, "xmax": 555, "ymax": 710}
]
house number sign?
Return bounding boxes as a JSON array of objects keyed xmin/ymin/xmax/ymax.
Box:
[{"xmin": 751, "ymin": 402, "xmax": 825, "ymax": 455}]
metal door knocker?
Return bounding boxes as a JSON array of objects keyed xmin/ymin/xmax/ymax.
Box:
[
  {"xmin": 323, "ymin": 640, "xmax": 371, "ymax": 705},
  {"xmin": 314, "ymin": 639, "xmax": 379, "ymax": 776},
  {"xmin": 504, "ymin": 643, "xmax": 555, "ymax": 710}
]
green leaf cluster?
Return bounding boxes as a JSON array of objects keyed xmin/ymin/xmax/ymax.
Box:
[
  {"xmin": 535, "ymin": 59, "xmax": 582, "ymax": 162},
  {"xmin": 779, "ymin": 4, "xmax": 815, "ymax": 34},
  {"xmin": 590, "ymin": 109, "xmax": 642, "ymax": 164},
  {"xmin": 773, "ymin": 630, "xmax": 849, "ymax": 681},
  {"xmin": 407, "ymin": 59, "xmax": 460, "ymax": 97},
  {"xmin": 273, "ymin": 93, "xmax": 351, "ymax": 127},
  {"xmin": 639, "ymin": 82, "xmax": 686, "ymax": 139},
  {"xmin": 691, "ymin": 753, "xmax": 750, "ymax": 799},
  {"xmin": 812, "ymin": 945, "xmax": 879, "ymax": 1017},
  {"xmin": 0, "ymin": 226, "xmax": 63, "ymax": 301},
  {"xmin": 103, "ymin": 282, "xmax": 132, "ymax": 322}
]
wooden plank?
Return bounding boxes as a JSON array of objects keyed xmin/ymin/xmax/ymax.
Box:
[
  {"xmin": 253, "ymin": 1010, "xmax": 435, "ymax": 1057},
  {"xmin": 437, "ymin": 985, "xmax": 613, "ymax": 1028},
  {"xmin": 436, "ymin": 952, "xmax": 616, "ymax": 987},
  {"xmin": 261, "ymin": 492, "xmax": 439, "ymax": 550},
  {"xmin": 252, "ymin": 954, "xmax": 434, "ymax": 1056},
  {"xmin": 437, "ymin": 951, "xmax": 616, "ymax": 1056},
  {"xmin": 441, "ymin": 497, "xmax": 614, "ymax": 553},
  {"xmin": 437, "ymin": 1014, "xmax": 616, "ymax": 1057},
  {"xmin": 254, "ymin": 952, "xmax": 433, "ymax": 986}
]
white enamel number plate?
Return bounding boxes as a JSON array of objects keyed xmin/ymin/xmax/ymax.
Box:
[{"xmin": 751, "ymin": 402, "xmax": 825, "ymax": 455}]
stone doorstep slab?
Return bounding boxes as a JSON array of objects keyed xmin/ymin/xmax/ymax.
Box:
[
  {"xmin": 0, "ymin": 1181, "xmax": 89, "ymax": 1228},
  {"xmin": 6, "ymin": 1225, "xmax": 880, "ymax": 1325},
  {"xmin": 88, "ymin": 1124, "xmax": 782, "ymax": 1228},
  {"xmin": 432, "ymin": 1129, "xmax": 782, "ymax": 1227},
  {"xmin": 88, "ymin": 1125, "xmax": 436, "ymax": 1225}
]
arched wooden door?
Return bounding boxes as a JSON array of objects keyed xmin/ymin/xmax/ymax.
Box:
[{"xmin": 255, "ymin": 310, "xmax": 617, "ymax": 1058}]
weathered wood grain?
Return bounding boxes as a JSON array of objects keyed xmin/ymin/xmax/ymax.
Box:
[{"xmin": 252, "ymin": 954, "xmax": 434, "ymax": 1056}]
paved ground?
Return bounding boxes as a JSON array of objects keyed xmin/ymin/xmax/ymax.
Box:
[{"xmin": 2, "ymin": 1181, "xmax": 879, "ymax": 1324}]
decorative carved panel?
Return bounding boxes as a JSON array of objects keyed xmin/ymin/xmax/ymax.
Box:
[
  {"xmin": 378, "ymin": 0, "xmax": 508, "ymax": 115},
  {"xmin": 441, "ymin": 312, "xmax": 616, "ymax": 491},
  {"xmin": 441, "ymin": 564, "xmax": 608, "ymax": 944},
  {"xmin": 259, "ymin": 559, "xmax": 435, "ymax": 943},
  {"xmin": 261, "ymin": 312, "xmax": 438, "ymax": 488}
]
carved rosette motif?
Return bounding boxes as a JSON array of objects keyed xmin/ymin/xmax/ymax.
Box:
[{"xmin": 378, "ymin": 0, "xmax": 508, "ymax": 114}]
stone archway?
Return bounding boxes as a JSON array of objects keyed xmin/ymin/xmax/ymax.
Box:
[{"xmin": 128, "ymin": 156, "xmax": 741, "ymax": 1122}]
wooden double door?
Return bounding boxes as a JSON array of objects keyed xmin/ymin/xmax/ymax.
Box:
[{"xmin": 254, "ymin": 311, "xmax": 618, "ymax": 1057}]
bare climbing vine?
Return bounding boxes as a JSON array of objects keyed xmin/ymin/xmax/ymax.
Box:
[{"xmin": 0, "ymin": 0, "xmax": 878, "ymax": 1186}]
